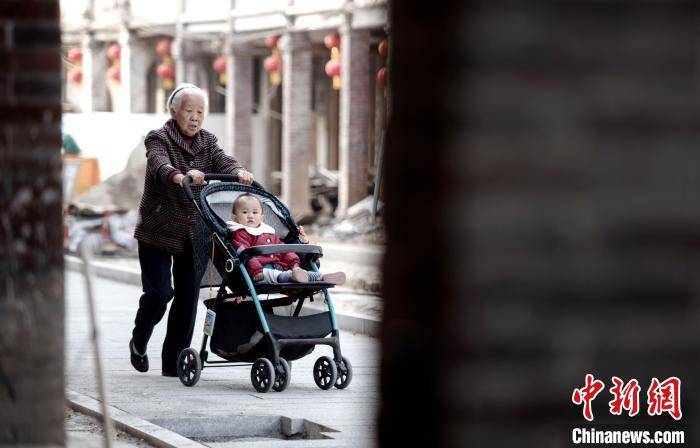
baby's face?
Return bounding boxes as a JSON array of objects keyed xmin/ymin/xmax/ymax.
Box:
[{"xmin": 232, "ymin": 196, "xmax": 263, "ymax": 228}]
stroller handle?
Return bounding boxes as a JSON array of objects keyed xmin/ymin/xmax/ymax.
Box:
[{"xmin": 181, "ymin": 173, "xmax": 265, "ymax": 201}]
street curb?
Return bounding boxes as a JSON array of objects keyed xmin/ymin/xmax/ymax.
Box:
[
  {"xmin": 66, "ymin": 389, "xmax": 207, "ymax": 448},
  {"xmin": 64, "ymin": 255, "xmax": 381, "ymax": 338}
]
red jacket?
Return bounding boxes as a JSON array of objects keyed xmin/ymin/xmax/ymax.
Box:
[{"xmin": 228, "ymin": 223, "xmax": 300, "ymax": 277}]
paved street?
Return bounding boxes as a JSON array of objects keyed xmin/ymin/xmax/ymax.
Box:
[{"xmin": 65, "ymin": 269, "xmax": 379, "ymax": 447}]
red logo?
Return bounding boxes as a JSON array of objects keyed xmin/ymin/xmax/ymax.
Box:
[
  {"xmin": 609, "ymin": 376, "xmax": 640, "ymax": 417},
  {"xmin": 572, "ymin": 374, "xmax": 605, "ymax": 421},
  {"xmin": 572, "ymin": 375, "xmax": 682, "ymax": 421},
  {"xmin": 647, "ymin": 377, "xmax": 682, "ymax": 420}
]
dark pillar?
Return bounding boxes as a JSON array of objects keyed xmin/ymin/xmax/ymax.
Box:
[
  {"xmin": 381, "ymin": 1, "xmax": 700, "ymax": 446},
  {"xmin": 0, "ymin": 0, "xmax": 64, "ymax": 445}
]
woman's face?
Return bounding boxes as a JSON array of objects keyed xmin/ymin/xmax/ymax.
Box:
[{"xmin": 172, "ymin": 93, "xmax": 205, "ymax": 137}]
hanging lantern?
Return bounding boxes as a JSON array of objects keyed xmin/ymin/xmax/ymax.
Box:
[
  {"xmin": 324, "ymin": 59, "xmax": 340, "ymax": 78},
  {"xmin": 378, "ymin": 39, "xmax": 388, "ymax": 58},
  {"xmin": 212, "ymin": 55, "xmax": 227, "ymax": 85},
  {"xmin": 264, "ymin": 53, "xmax": 282, "ymax": 85},
  {"xmin": 107, "ymin": 65, "xmax": 120, "ymax": 82},
  {"xmin": 323, "ymin": 33, "xmax": 340, "ymax": 50},
  {"xmin": 107, "ymin": 43, "xmax": 121, "ymax": 61},
  {"xmin": 67, "ymin": 66, "xmax": 83, "ymax": 84},
  {"xmin": 155, "ymin": 39, "xmax": 172, "ymax": 57},
  {"xmin": 264, "ymin": 35, "xmax": 282, "ymax": 85},
  {"xmin": 265, "ymin": 35, "xmax": 280, "ymax": 49},
  {"xmin": 376, "ymin": 67, "xmax": 387, "ymax": 87},
  {"xmin": 213, "ymin": 55, "xmax": 227, "ymax": 74},
  {"xmin": 67, "ymin": 47, "xmax": 83, "ymax": 63},
  {"xmin": 264, "ymin": 54, "xmax": 281, "ymax": 73},
  {"xmin": 323, "ymin": 33, "xmax": 341, "ymax": 90},
  {"xmin": 156, "ymin": 62, "xmax": 175, "ymax": 80},
  {"xmin": 156, "ymin": 62, "xmax": 175, "ymax": 90}
]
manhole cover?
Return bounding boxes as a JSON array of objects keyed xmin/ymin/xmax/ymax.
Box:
[{"xmin": 150, "ymin": 415, "xmax": 337, "ymax": 444}]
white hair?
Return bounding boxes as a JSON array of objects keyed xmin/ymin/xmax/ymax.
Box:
[{"xmin": 167, "ymin": 83, "xmax": 208, "ymax": 115}]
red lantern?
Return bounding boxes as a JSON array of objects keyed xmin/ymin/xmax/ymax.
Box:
[
  {"xmin": 376, "ymin": 67, "xmax": 387, "ymax": 87},
  {"xmin": 107, "ymin": 65, "xmax": 120, "ymax": 82},
  {"xmin": 67, "ymin": 66, "xmax": 82, "ymax": 83},
  {"xmin": 212, "ymin": 55, "xmax": 227, "ymax": 74},
  {"xmin": 107, "ymin": 43, "xmax": 120, "ymax": 61},
  {"xmin": 156, "ymin": 62, "xmax": 175, "ymax": 80},
  {"xmin": 264, "ymin": 54, "xmax": 281, "ymax": 73},
  {"xmin": 324, "ymin": 59, "xmax": 340, "ymax": 78},
  {"xmin": 67, "ymin": 47, "xmax": 83, "ymax": 63},
  {"xmin": 324, "ymin": 33, "xmax": 340, "ymax": 50},
  {"xmin": 378, "ymin": 39, "xmax": 388, "ymax": 58},
  {"xmin": 265, "ymin": 35, "xmax": 280, "ymax": 49},
  {"xmin": 155, "ymin": 39, "xmax": 172, "ymax": 57}
]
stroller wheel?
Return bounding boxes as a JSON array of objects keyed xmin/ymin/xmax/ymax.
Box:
[
  {"xmin": 313, "ymin": 356, "xmax": 337, "ymax": 390},
  {"xmin": 251, "ymin": 358, "xmax": 275, "ymax": 393},
  {"xmin": 177, "ymin": 348, "xmax": 202, "ymax": 387},
  {"xmin": 334, "ymin": 356, "xmax": 353, "ymax": 389},
  {"xmin": 272, "ymin": 358, "xmax": 291, "ymax": 392}
]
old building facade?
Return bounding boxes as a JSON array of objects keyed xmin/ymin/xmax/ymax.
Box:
[{"xmin": 61, "ymin": 0, "xmax": 388, "ymax": 218}]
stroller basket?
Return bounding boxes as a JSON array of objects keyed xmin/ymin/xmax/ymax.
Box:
[{"xmin": 207, "ymin": 299, "xmax": 332, "ymax": 362}]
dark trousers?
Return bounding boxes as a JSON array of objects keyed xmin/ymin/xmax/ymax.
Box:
[{"xmin": 132, "ymin": 240, "xmax": 200, "ymax": 371}]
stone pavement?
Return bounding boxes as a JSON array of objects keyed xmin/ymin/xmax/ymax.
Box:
[{"xmin": 65, "ymin": 269, "xmax": 379, "ymax": 447}]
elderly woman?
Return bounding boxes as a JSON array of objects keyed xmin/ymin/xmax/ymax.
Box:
[{"xmin": 129, "ymin": 83, "xmax": 253, "ymax": 377}]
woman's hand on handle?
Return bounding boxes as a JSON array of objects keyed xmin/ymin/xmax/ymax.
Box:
[
  {"xmin": 186, "ymin": 169, "xmax": 207, "ymax": 185},
  {"xmin": 236, "ymin": 169, "xmax": 254, "ymax": 185}
]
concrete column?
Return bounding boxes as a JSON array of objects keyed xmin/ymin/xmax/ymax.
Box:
[
  {"xmin": 118, "ymin": 30, "xmax": 151, "ymax": 113},
  {"xmin": 117, "ymin": 28, "xmax": 132, "ymax": 112},
  {"xmin": 225, "ymin": 42, "xmax": 253, "ymax": 169},
  {"xmin": 338, "ymin": 26, "xmax": 370, "ymax": 214},
  {"xmin": 251, "ymin": 61, "xmax": 271, "ymax": 187},
  {"xmin": 130, "ymin": 39, "xmax": 151, "ymax": 113},
  {"xmin": 80, "ymin": 35, "xmax": 109, "ymax": 112},
  {"xmin": 173, "ymin": 0, "xmax": 186, "ymax": 85},
  {"xmin": 280, "ymin": 32, "xmax": 312, "ymax": 217}
]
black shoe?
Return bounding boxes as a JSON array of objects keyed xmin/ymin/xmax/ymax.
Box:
[
  {"xmin": 129, "ymin": 339, "xmax": 149, "ymax": 373},
  {"xmin": 162, "ymin": 368, "xmax": 178, "ymax": 377}
]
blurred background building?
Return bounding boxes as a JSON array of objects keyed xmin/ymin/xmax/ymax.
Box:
[{"xmin": 60, "ymin": 0, "xmax": 388, "ymax": 218}]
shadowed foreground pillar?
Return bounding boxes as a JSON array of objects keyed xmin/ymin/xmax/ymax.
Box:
[
  {"xmin": 381, "ymin": 1, "xmax": 700, "ymax": 446},
  {"xmin": 0, "ymin": 0, "xmax": 64, "ymax": 444}
]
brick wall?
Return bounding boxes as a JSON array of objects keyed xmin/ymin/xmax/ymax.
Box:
[
  {"xmin": 381, "ymin": 1, "xmax": 700, "ymax": 446},
  {"xmin": 0, "ymin": 0, "xmax": 63, "ymax": 444}
]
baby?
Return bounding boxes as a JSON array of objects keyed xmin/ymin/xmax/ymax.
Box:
[{"xmin": 227, "ymin": 193, "xmax": 346, "ymax": 285}]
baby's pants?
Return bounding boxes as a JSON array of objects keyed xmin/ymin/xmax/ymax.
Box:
[{"xmin": 260, "ymin": 264, "xmax": 293, "ymax": 283}]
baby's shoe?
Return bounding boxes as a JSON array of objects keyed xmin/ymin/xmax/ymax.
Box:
[
  {"xmin": 291, "ymin": 267, "xmax": 309, "ymax": 283},
  {"xmin": 321, "ymin": 272, "xmax": 346, "ymax": 285}
]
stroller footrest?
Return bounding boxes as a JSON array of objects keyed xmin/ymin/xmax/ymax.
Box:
[{"xmin": 253, "ymin": 282, "xmax": 335, "ymax": 294}]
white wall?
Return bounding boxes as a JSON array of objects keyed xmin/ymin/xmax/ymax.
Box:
[{"xmin": 62, "ymin": 113, "xmax": 226, "ymax": 181}]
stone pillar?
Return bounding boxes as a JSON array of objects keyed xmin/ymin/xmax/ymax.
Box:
[
  {"xmin": 252, "ymin": 61, "xmax": 271, "ymax": 187},
  {"xmin": 117, "ymin": 28, "xmax": 132, "ymax": 112},
  {"xmin": 81, "ymin": 35, "xmax": 109, "ymax": 112},
  {"xmin": 173, "ymin": 0, "xmax": 186, "ymax": 86},
  {"xmin": 129, "ymin": 39, "xmax": 152, "ymax": 113},
  {"xmin": 225, "ymin": 42, "xmax": 253, "ymax": 169},
  {"xmin": 338, "ymin": 25, "xmax": 370, "ymax": 214},
  {"xmin": 280, "ymin": 32, "xmax": 312, "ymax": 217}
]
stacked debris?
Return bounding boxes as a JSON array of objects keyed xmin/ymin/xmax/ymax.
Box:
[
  {"xmin": 64, "ymin": 138, "xmax": 146, "ymax": 256},
  {"xmin": 69, "ymin": 137, "xmax": 147, "ymax": 214}
]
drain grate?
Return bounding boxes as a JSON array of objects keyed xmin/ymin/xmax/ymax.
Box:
[{"xmin": 150, "ymin": 415, "xmax": 337, "ymax": 443}]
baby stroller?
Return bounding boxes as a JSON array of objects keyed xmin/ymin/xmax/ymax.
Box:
[{"xmin": 177, "ymin": 174, "xmax": 352, "ymax": 393}]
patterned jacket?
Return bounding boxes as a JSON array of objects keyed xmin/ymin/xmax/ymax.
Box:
[{"xmin": 134, "ymin": 119, "xmax": 243, "ymax": 254}]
